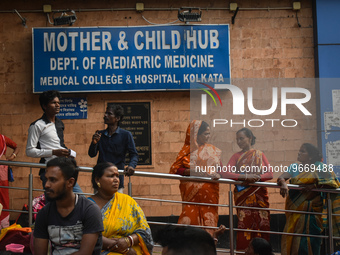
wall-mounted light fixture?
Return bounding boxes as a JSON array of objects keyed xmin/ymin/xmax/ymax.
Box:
[
  {"xmin": 136, "ymin": 3, "xmax": 144, "ymax": 12},
  {"xmin": 46, "ymin": 8, "xmax": 77, "ymax": 26},
  {"xmin": 293, "ymin": 2, "xmax": 301, "ymax": 11},
  {"xmin": 53, "ymin": 10, "xmax": 77, "ymax": 26},
  {"xmin": 230, "ymin": 3, "xmax": 238, "ymax": 12},
  {"xmin": 178, "ymin": 7, "xmax": 201, "ymax": 23}
]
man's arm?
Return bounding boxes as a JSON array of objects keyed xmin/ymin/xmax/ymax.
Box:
[
  {"xmin": 34, "ymin": 238, "xmax": 49, "ymax": 255},
  {"xmin": 71, "ymin": 233, "xmax": 100, "ymax": 255},
  {"xmin": 88, "ymin": 130, "xmax": 101, "ymax": 157},
  {"xmin": 26, "ymin": 124, "xmax": 52, "ymax": 158}
]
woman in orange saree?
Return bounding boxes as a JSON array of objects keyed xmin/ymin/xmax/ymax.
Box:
[
  {"xmin": 170, "ymin": 120, "xmax": 221, "ymax": 237},
  {"xmin": 220, "ymin": 128, "xmax": 272, "ymax": 251}
]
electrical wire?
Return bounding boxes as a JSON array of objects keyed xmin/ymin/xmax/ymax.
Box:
[
  {"xmin": 142, "ymin": 15, "xmax": 180, "ymax": 25},
  {"xmin": 296, "ymin": 11, "xmax": 301, "ymax": 27}
]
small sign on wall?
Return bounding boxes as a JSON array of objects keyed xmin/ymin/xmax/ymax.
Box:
[{"xmin": 57, "ymin": 97, "xmax": 88, "ymax": 119}]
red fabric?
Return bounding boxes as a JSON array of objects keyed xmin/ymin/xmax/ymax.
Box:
[
  {"xmin": 220, "ymin": 150, "xmax": 273, "ymax": 181},
  {"xmin": 0, "ymin": 135, "xmax": 17, "ymax": 157},
  {"xmin": 176, "ymin": 168, "xmax": 186, "ymax": 176},
  {"xmin": 32, "ymin": 194, "xmax": 46, "ymax": 221},
  {"xmin": 0, "ymin": 166, "xmax": 9, "ymax": 222},
  {"xmin": 235, "ymin": 187, "xmax": 271, "ymax": 250},
  {"xmin": 227, "ymin": 149, "xmax": 272, "ymax": 251},
  {"xmin": 0, "ymin": 134, "xmax": 18, "ymax": 224},
  {"xmin": 0, "ymin": 229, "xmax": 32, "ymax": 253}
]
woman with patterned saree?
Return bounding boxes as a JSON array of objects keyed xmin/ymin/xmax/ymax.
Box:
[
  {"xmin": 89, "ymin": 162, "xmax": 153, "ymax": 255},
  {"xmin": 170, "ymin": 120, "xmax": 222, "ymax": 237},
  {"xmin": 277, "ymin": 143, "xmax": 340, "ymax": 255},
  {"xmin": 220, "ymin": 128, "xmax": 272, "ymax": 251}
]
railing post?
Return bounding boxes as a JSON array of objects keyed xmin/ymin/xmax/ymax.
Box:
[
  {"xmin": 128, "ymin": 176, "xmax": 132, "ymax": 196},
  {"xmin": 328, "ymin": 193, "xmax": 334, "ymax": 254},
  {"xmin": 229, "ymin": 184, "xmax": 234, "ymax": 255},
  {"xmin": 28, "ymin": 167, "xmax": 33, "ymax": 226}
]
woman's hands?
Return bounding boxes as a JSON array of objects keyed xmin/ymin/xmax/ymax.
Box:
[
  {"xmin": 279, "ymin": 182, "xmax": 288, "ymax": 198},
  {"xmin": 6, "ymin": 153, "xmax": 16, "ymax": 161},
  {"xmin": 6, "ymin": 148, "xmax": 19, "ymax": 161},
  {"xmin": 210, "ymin": 172, "xmax": 221, "ymax": 180},
  {"xmin": 213, "ymin": 225, "xmax": 226, "ymax": 239},
  {"xmin": 277, "ymin": 177, "xmax": 289, "ymax": 198},
  {"xmin": 126, "ymin": 248, "xmax": 137, "ymax": 255},
  {"xmin": 300, "ymin": 183, "xmax": 319, "ymax": 200},
  {"xmin": 106, "ymin": 237, "xmax": 133, "ymax": 254},
  {"xmin": 238, "ymin": 174, "xmax": 261, "ymax": 184}
]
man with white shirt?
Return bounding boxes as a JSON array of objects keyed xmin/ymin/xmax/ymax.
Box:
[{"xmin": 26, "ymin": 90, "xmax": 82, "ymax": 193}]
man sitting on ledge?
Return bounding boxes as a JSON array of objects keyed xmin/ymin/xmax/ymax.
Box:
[{"xmin": 33, "ymin": 157, "xmax": 103, "ymax": 255}]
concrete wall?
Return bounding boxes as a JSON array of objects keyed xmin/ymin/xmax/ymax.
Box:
[{"xmin": 0, "ymin": 0, "xmax": 315, "ymax": 219}]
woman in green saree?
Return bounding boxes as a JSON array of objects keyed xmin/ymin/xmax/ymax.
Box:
[{"xmin": 277, "ymin": 143, "xmax": 339, "ymax": 255}]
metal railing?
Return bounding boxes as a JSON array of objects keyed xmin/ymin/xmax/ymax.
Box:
[{"xmin": 1, "ymin": 160, "xmax": 340, "ymax": 254}]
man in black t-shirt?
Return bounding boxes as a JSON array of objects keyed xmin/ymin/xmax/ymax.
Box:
[{"xmin": 34, "ymin": 157, "xmax": 103, "ymax": 255}]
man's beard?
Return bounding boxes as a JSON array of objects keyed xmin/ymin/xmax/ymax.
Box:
[{"xmin": 45, "ymin": 183, "xmax": 67, "ymax": 201}]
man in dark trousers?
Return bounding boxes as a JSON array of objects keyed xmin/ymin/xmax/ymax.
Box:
[
  {"xmin": 26, "ymin": 90, "xmax": 82, "ymax": 193},
  {"xmin": 88, "ymin": 104, "xmax": 138, "ymax": 193},
  {"xmin": 33, "ymin": 157, "xmax": 103, "ymax": 255}
]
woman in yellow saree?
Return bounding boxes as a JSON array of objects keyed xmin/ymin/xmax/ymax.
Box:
[
  {"xmin": 277, "ymin": 143, "xmax": 339, "ymax": 255},
  {"xmin": 89, "ymin": 162, "xmax": 153, "ymax": 255}
]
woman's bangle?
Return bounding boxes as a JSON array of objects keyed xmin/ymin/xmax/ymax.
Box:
[
  {"xmin": 122, "ymin": 248, "xmax": 130, "ymax": 254},
  {"xmin": 12, "ymin": 153, "xmax": 16, "ymax": 158},
  {"xmin": 214, "ymin": 238, "xmax": 218, "ymax": 243},
  {"xmin": 124, "ymin": 237, "xmax": 131, "ymax": 247},
  {"xmin": 128, "ymin": 235, "xmax": 134, "ymax": 247}
]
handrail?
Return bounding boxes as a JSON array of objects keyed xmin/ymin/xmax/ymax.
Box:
[
  {"xmin": 2, "ymin": 160, "xmax": 340, "ymax": 193},
  {"xmin": 0, "ymin": 159, "xmax": 339, "ymax": 254}
]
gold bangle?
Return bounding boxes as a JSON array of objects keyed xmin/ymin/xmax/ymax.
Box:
[
  {"xmin": 124, "ymin": 237, "xmax": 131, "ymax": 247},
  {"xmin": 12, "ymin": 153, "xmax": 16, "ymax": 158},
  {"xmin": 122, "ymin": 248, "xmax": 130, "ymax": 254}
]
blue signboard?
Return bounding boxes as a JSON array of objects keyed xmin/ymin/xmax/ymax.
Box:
[
  {"xmin": 32, "ymin": 25, "xmax": 230, "ymax": 93},
  {"xmin": 56, "ymin": 97, "xmax": 88, "ymax": 119}
]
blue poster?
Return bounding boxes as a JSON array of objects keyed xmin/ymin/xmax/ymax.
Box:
[
  {"xmin": 56, "ymin": 97, "xmax": 87, "ymax": 119},
  {"xmin": 32, "ymin": 25, "xmax": 230, "ymax": 92}
]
